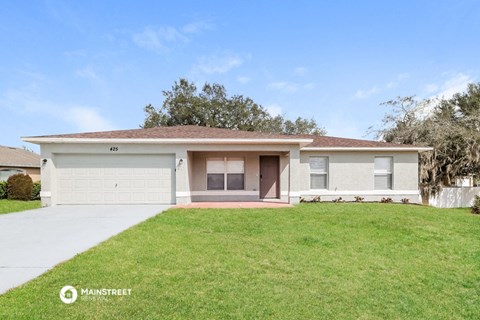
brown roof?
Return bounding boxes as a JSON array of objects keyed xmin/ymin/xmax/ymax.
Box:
[
  {"xmin": 0, "ymin": 145, "xmax": 41, "ymax": 168},
  {"xmin": 27, "ymin": 125, "xmax": 307, "ymax": 140},
  {"xmin": 301, "ymin": 135, "xmax": 421, "ymax": 149},
  {"xmin": 25, "ymin": 125, "xmax": 421, "ymax": 149}
]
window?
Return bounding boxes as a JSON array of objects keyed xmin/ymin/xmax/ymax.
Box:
[
  {"xmin": 310, "ymin": 157, "xmax": 328, "ymax": 189},
  {"xmin": 374, "ymin": 157, "xmax": 393, "ymax": 190},
  {"xmin": 207, "ymin": 158, "xmax": 244, "ymax": 191},
  {"xmin": 0, "ymin": 169, "xmax": 24, "ymax": 182},
  {"xmin": 226, "ymin": 159, "xmax": 245, "ymax": 190},
  {"xmin": 206, "ymin": 158, "xmax": 225, "ymax": 190}
]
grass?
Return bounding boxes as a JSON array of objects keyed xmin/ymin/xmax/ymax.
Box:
[
  {"xmin": 0, "ymin": 199, "xmax": 41, "ymax": 214},
  {"xmin": 0, "ymin": 203, "xmax": 479, "ymax": 319}
]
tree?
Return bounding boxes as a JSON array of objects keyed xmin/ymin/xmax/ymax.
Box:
[
  {"xmin": 372, "ymin": 84, "xmax": 480, "ymax": 202},
  {"xmin": 141, "ymin": 78, "xmax": 326, "ymax": 136},
  {"xmin": 370, "ymin": 96, "xmax": 431, "ymax": 145}
]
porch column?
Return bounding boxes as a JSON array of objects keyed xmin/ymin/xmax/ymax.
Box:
[
  {"xmin": 40, "ymin": 148, "xmax": 53, "ymax": 207},
  {"xmin": 289, "ymin": 147, "xmax": 301, "ymax": 204},
  {"xmin": 175, "ymin": 150, "xmax": 191, "ymax": 204}
]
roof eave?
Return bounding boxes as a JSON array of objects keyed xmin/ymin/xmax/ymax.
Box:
[
  {"xmin": 21, "ymin": 137, "xmax": 313, "ymax": 146},
  {"xmin": 301, "ymin": 147, "xmax": 433, "ymax": 152},
  {"xmin": 0, "ymin": 163, "xmax": 40, "ymax": 168}
]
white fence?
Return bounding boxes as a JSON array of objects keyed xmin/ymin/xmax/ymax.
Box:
[{"xmin": 429, "ymin": 187, "xmax": 480, "ymax": 208}]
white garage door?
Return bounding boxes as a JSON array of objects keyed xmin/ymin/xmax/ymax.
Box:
[{"xmin": 55, "ymin": 154, "xmax": 175, "ymax": 204}]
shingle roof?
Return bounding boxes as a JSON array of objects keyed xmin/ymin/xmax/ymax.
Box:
[
  {"xmin": 29, "ymin": 125, "xmax": 304, "ymax": 140},
  {"xmin": 0, "ymin": 145, "xmax": 40, "ymax": 168},
  {"xmin": 301, "ymin": 135, "xmax": 421, "ymax": 149},
  {"xmin": 24, "ymin": 125, "xmax": 423, "ymax": 149}
]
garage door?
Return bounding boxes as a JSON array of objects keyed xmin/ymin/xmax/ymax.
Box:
[{"xmin": 55, "ymin": 154, "xmax": 175, "ymax": 204}]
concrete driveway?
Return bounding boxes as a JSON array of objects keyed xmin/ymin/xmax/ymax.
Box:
[{"xmin": 0, "ymin": 205, "xmax": 170, "ymax": 294}]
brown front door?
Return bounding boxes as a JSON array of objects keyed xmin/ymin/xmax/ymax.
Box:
[{"xmin": 259, "ymin": 156, "xmax": 279, "ymax": 199}]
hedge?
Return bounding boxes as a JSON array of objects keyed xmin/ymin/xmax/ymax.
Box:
[
  {"xmin": 6, "ymin": 174, "xmax": 33, "ymax": 201},
  {"xmin": 32, "ymin": 181, "xmax": 41, "ymax": 200},
  {"xmin": 0, "ymin": 181, "xmax": 7, "ymax": 199},
  {"xmin": 0, "ymin": 178, "xmax": 41, "ymax": 201}
]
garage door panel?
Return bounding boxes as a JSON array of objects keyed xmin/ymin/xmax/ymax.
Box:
[
  {"xmin": 147, "ymin": 193, "xmax": 161, "ymax": 202},
  {"xmin": 132, "ymin": 168, "xmax": 144, "ymax": 175},
  {"xmin": 58, "ymin": 192, "xmax": 71, "ymax": 202},
  {"xmin": 104, "ymin": 192, "xmax": 116, "ymax": 201},
  {"xmin": 89, "ymin": 192, "xmax": 102, "ymax": 202},
  {"xmin": 132, "ymin": 193, "xmax": 145, "ymax": 201},
  {"xmin": 74, "ymin": 168, "xmax": 88, "ymax": 176},
  {"xmin": 146, "ymin": 168, "xmax": 160, "ymax": 175},
  {"xmin": 118, "ymin": 193, "xmax": 132, "ymax": 202},
  {"xmin": 74, "ymin": 192, "xmax": 87, "ymax": 202},
  {"xmin": 75, "ymin": 180, "xmax": 89, "ymax": 190},
  {"xmin": 146, "ymin": 180, "xmax": 161, "ymax": 188},
  {"xmin": 104, "ymin": 168, "xmax": 116, "ymax": 176},
  {"xmin": 88, "ymin": 168, "xmax": 102, "ymax": 175},
  {"xmin": 58, "ymin": 179, "xmax": 73, "ymax": 190},
  {"xmin": 59, "ymin": 168, "xmax": 72, "ymax": 175},
  {"xmin": 117, "ymin": 180, "xmax": 131, "ymax": 188},
  {"xmin": 118, "ymin": 168, "xmax": 131, "ymax": 176},
  {"xmin": 103, "ymin": 179, "xmax": 116, "ymax": 189},
  {"xmin": 132, "ymin": 180, "xmax": 145, "ymax": 188},
  {"xmin": 89, "ymin": 180, "xmax": 103, "ymax": 188},
  {"xmin": 55, "ymin": 154, "xmax": 175, "ymax": 204}
]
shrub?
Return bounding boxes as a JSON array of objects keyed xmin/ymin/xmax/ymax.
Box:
[
  {"xmin": 332, "ymin": 197, "xmax": 344, "ymax": 203},
  {"xmin": 31, "ymin": 181, "xmax": 41, "ymax": 200},
  {"xmin": 0, "ymin": 181, "xmax": 7, "ymax": 199},
  {"xmin": 354, "ymin": 196, "xmax": 364, "ymax": 202},
  {"xmin": 471, "ymin": 195, "xmax": 480, "ymax": 214},
  {"xmin": 401, "ymin": 198, "xmax": 410, "ymax": 204},
  {"xmin": 380, "ymin": 197, "xmax": 393, "ymax": 203},
  {"xmin": 7, "ymin": 174, "xmax": 33, "ymax": 201},
  {"xmin": 300, "ymin": 196, "xmax": 321, "ymax": 203}
]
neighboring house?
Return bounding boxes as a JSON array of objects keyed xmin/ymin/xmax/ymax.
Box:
[
  {"xmin": 22, "ymin": 125, "xmax": 431, "ymax": 206},
  {"xmin": 0, "ymin": 145, "xmax": 41, "ymax": 182}
]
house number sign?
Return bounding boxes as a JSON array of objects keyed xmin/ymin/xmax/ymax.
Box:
[{"xmin": 109, "ymin": 147, "xmax": 119, "ymax": 152}]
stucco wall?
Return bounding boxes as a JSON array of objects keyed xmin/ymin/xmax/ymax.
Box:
[
  {"xmin": 25, "ymin": 167, "xmax": 40, "ymax": 182},
  {"xmin": 0, "ymin": 166, "xmax": 40, "ymax": 182},
  {"xmin": 299, "ymin": 151, "xmax": 420, "ymax": 203}
]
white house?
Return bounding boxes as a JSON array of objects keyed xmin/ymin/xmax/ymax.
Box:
[{"xmin": 22, "ymin": 125, "xmax": 431, "ymax": 206}]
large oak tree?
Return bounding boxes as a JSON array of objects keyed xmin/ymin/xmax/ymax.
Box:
[{"xmin": 141, "ymin": 78, "xmax": 326, "ymax": 136}]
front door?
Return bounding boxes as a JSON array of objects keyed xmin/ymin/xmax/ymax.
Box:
[{"xmin": 259, "ymin": 156, "xmax": 279, "ymax": 199}]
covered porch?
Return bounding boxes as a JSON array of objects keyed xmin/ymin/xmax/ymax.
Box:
[
  {"xmin": 174, "ymin": 144, "xmax": 302, "ymax": 205},
  {"xmin": 188, "ymin": 150, "xmax": 289, "ymax": 202}
]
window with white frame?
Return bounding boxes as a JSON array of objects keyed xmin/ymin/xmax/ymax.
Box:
[
  {"xmin": 207, "ymin": 158, "xmax": 245, "ymax": 191},
  {"xmin": 310, "ymin": 157, "xmax": 328, "ymax": 189},
  {"xmin": 374, "ymin": 157, "xmax": 393, "ymax": 190}
]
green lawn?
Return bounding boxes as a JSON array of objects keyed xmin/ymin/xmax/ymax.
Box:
[
  {"xmin": 0, "ymin": 199, "xmax": 41, "ymax": 214},
  {"xmin": 0, "ymin": 203, "xmax": 479, "ymax": 319}
]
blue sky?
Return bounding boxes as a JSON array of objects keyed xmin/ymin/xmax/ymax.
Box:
[{"xmin": 1, "ymin": 1, "xmax": 480, "ymax": 151}]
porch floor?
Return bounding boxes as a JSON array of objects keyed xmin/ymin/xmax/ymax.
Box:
[{"xmin": 175, "ymin": 201, "xmax": 293, "ymax": 209}]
